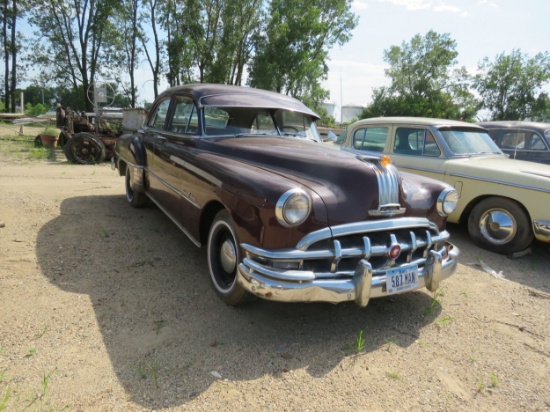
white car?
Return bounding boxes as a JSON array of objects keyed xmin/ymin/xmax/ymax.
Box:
[{"xmin": 336, "ymin": 117, "xmax": 550, "ymax": 255}]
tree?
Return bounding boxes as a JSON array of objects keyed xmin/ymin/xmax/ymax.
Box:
[
  {"xmin": 248, "ymin": 0, "xmax": 358, "ymax": 112},
  {"xmin": 107, "ymin": 0, "xmax": 144, "ymax": 108},
  {"xmin": 28, "ymin": 0, "xmax": 118, "ymax": 111},
  {"xmin": 164, "ymin": 0, "xmax": 262, "ymax": 87},
  {"xmin": 474, "ymin": 49, "xmax": 550, "ymax": 120},
  {"xmin": 361, "ymin": 31, "xmax": 478, "ymax": 120},
  {"xmin": 140, "ymin": 0, "xmax": 163, "ymax": 98},
  {"xmin": 1, "ymin": 0, "xmax": 25, "ymax": 112}
]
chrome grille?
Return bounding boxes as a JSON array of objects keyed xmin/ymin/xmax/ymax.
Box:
[{"xmin": 241, "ymin": 217, "xmax": 449, "ymax": 282}]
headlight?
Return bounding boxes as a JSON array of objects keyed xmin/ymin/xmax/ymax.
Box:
[
  {"xmin": 437, "ymin": 188, "xmax": 459, "ymax": 216},
  {"xmin": 276, "ymin": 188, "xmax": 311, "ymax": 227}
]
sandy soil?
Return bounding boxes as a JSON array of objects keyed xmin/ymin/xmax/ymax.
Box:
[{"xmin": 0, "ymin": 136, "xmax": 549, "ymax": 411}]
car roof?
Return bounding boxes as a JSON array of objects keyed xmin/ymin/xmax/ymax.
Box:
[
  {"xmin": 350, "ymin": 116, "xmax": 485, "ymax": 129},
  {"xmin": 157, "ymin": 83, "xmax": 320, "ymax": 119},
  {"xmin": 478, "ymin": 121, "xmax": 550, "ymax": 131}
]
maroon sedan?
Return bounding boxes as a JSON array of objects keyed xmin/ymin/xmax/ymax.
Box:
[{"xmin": 113, "ymin": 84, "xmax": 460, "ymax": 307}]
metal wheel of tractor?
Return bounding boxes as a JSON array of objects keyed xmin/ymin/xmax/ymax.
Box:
[
  {"xmin": 467, "ymin": 197, "xmax": 533, "ymax": 254},
  {"xmin": 64, "ymin": 133, "xmax": 106, "ymax": 164}
]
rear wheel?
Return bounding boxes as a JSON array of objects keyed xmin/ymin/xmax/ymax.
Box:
[
  {"xmin": 125, "ymin": 166, "xmax": 148, "ymax": 208},
  {"xmin": 64, "ymin": 133, "xmax": 106, "ymax": 164},
  {"xmin": 467, "ymin": 197, "xmax": 533, "ymax": 254},
  {"xmin": 207, "ymin": 210, "xmax": 252, "ymax": 305}
]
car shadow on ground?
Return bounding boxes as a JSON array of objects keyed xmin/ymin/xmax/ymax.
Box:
[{"xmin": 36, "ymin": 195, "xmax": 456, "ymax": 408}]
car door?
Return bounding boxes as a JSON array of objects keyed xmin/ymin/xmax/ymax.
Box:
[
  {"xmin": 151, "ymin": 95, "xmax": 201, "ymax": 236},
  {"xmin": 386, "ymin": 126, "xmax": 450, "ymax": 183},
  {"xmin": 142, "ymin": 96, "xmax": 173, "ymax": 209}
]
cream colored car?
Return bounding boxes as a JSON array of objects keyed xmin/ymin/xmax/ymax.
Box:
[{"xmin": 337, "ymin": 117, "xmax": 550, "ymax": 255}]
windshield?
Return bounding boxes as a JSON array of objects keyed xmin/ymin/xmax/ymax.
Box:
[
  {"xmin": 440, "ymin": 128, "xmax": 502, "ymax": 155},
  {"xmin": 203, "ymin": 106, "xmax": 321, "ymax": 142}
]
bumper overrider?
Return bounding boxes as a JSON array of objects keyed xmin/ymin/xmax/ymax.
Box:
[{"xmin": 237, "ymin": 217, "xmax": 459, "ymax": 307}]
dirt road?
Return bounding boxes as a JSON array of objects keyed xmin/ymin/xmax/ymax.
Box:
[{"xmin": 0, "ymin": 145, "xmax": 549, "ymax": 411}]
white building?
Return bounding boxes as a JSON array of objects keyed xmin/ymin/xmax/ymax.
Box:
[{"xmin": 341, "ymin": 104, "xmax": 364, "ymax": 124}]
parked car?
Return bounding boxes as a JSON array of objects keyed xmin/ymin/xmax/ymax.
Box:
[
  {"xmin": 113, "ymin": 85, "xmax": 460, "ymax": 307},
  {"xmin": 336, "ymin": 117, "xmax": 550, "ymax": 255},
  {"xmin": 479, "ymin": 121, "xmax": 550, "ymax": 165}
]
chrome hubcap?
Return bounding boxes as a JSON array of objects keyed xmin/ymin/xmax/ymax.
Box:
[
  {"xmin": 479, "ymin": 209, "xmax": 516, "ymax": 245},
  {"xmin": 220, "ymin": 238, "xmax": 237, "ymax": 273}
]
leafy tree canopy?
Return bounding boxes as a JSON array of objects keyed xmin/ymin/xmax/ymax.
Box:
[
  {"xmin": 474, "ymin": 49, "xmax": 550, "ymax": 120},
  {"xmin": 361, "ymin": 31, "xmax": 478, "ymax": 121},
  {"xmin": 248, "ymin": 0, "xmax": 358, "ymax": 113}
]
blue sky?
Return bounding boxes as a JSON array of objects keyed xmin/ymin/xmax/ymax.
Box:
[{"xmin": 324, "ymin": 0, "xmax": 550, "ymax": 118}]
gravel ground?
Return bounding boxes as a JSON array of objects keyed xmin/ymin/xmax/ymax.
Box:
[{"xmin": 0, "ymin": 136, "xmax": 549, "ymax": 411}]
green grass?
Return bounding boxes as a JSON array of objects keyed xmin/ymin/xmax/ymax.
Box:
[
  {"xmin": 386, "ymin": 371, "xmax": 402, "ymax": 380},
  {"xmin": 423, "ymin": 288, "xmax": 445, "ymax": 317},
  {"xmin": 355, "ymin": 329, "xmax": 365, "ymax": 351},
  {"xmin": 0, "ymin": 135, "xmax": 57, "ymax": 161}
]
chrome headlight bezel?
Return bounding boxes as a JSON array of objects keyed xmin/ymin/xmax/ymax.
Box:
[
  {"xmin": 275, "ymin": 188, "xmax": 312, "ymax": 227},
  {"xmin": 437, "ymin": 187, "xmax": 459, "ymax": 216}
]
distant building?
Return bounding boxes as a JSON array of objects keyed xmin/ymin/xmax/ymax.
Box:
[
  {"xmin": 321, "ymin": 101, "xmax": 336, "ymax": 119},
  {"xmin": 341, "ymin": 104, "xmax": 364, "ymax": 123}
]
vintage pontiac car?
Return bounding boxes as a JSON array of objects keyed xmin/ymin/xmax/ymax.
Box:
[
  {"xmin": 113, "ymin": 85, "xmax": 460, "ymax": 307},
  {"xmin": 336, "ymin": 117, "xmax": 550, "ymax": 255}
]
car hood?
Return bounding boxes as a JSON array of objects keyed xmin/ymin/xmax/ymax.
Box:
[
  {"xmin": 446, "ymin": 155, "xmax": 550, "ymax": 190},
  {"xmin": 199, "ymin": 136, "xmax": 424, "ymax": 225}
]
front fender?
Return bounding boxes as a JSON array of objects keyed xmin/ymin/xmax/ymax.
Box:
[{"xmin": 193, "ymin": 152, "xmax": 329, "ymax": 250}]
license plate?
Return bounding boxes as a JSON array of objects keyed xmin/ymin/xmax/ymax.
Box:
[{"xmin": 386, "ymin": 264, "xmax": 419, "ymax": 295}]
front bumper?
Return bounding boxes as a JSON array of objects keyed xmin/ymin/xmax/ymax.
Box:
[{"xmin": 236, "ymin": 218, "xmax": 460, "ymax": 307}]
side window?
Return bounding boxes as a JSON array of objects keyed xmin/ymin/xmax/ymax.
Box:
[
  {"xmin": 527, "ymin": 133, "xmax": 546, "ymax": 150},
  {"xmin": 501, "ymin": 131, "xmax": 526, "ymax": 149},
  {"xmin": 147, "ymin": 98, "xmax": 171, "ymax": 129},
  {"xmin": 394, "ymin": 128, "xmax": 440, "ymax": 157},
  {"xmin": 352, "ymin": 127, "xmax": 387, "ymax": 152},
  {"xmin": 169, "ymin": 96, "xmax": 198, "ymax": 134}
]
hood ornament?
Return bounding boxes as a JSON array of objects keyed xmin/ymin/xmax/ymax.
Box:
[{"xmin": 360, "ymin": 156, "xmax": 406, "ymax": 217}]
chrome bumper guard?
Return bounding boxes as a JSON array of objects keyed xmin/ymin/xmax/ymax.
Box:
[{"xmin": 236, "ymin": 218, "xmax": 460, "ymax": 307}]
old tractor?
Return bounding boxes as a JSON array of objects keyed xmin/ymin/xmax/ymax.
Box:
[{"xmin": 56, "ymin": 106, "xmax": 124, "ymax": 164}]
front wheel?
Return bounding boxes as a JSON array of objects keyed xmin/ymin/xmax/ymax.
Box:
[
  {"xmin": 207, "ymin": 210, "xmax": 252, "ymax": 305},
  {"xmin": 467, "ymin": 197, "xmax": 533, "ymax": 254}
]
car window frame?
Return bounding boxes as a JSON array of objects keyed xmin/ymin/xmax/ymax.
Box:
[
  {"xmin": 351, "ymin": 126, "xmax": 388, "ymax": 153},
  {"xmin": 167, "ymin": 95, "xmax": 200, "ymax": 136},
  {"xmin": 147, "ymin": 97, "xmax": 172, "ymax": 131}
]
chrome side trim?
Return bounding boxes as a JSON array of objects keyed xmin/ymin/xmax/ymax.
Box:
[
  {"xmin": 447, "ymin": 172, "xmax": 550, "ymax": 194},
  {"xmin": 145, "ymin": 194, "xmax": 201, "ymax": 247},
  {"xmin": 400, "ymin": 164, "xmax": 550, "ymax": 194}
]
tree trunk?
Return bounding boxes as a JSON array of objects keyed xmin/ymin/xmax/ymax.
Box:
[
  {"xmin": 9, "ymin": 0, "xmax": 16, "ymax": 113},
  {"xmin": 2, "ymin": 0, "xmax": 9, "ymax": 112}
]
